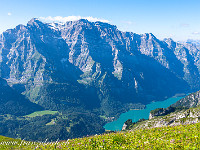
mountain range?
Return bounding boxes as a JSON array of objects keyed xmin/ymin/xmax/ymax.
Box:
[{"xmin": 0, "ymin": 18, "xmax": 200, "ymax": 140}]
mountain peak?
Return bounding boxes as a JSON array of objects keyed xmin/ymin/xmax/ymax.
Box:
[
  {"xmin": 94, "ymin": 21, "xmax": 117, "ymax": 29},
  {"xmin": 164, "ymin": 38, "xmax": 174, "ymax": 42},
  {"xmin": 28, "ymin": 18, "xmax": 40, "ymax": 23},
  {"xmin": 141, "ymin": 33, "xmax": 157, "ymax": 40},
  {"xmin": 77, "ymin": 18, "xmax": 89, "ymax": 23},
  {"xmin": 164, "ymin": 38, "xmax": 176, "ymax": 47},
  {"xmin": 27, "ymin": 18, "xmax": 44, "ymax": 26},
  {"xmin": 71, "ymin": 19, "xmax": 92, "ymax": 26}
]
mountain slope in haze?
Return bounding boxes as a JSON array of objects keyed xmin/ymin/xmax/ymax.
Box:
[{"xmin": 0, "ymin": 77, "xmax": 43, "ymax": 116}]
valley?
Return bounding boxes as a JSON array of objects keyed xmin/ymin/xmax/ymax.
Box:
[{"xmin": 0, "ymin": 18, "xmax": 200, "ymax": 141}]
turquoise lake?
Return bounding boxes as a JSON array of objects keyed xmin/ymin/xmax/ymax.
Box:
[{"xmin": 104, "ymin": 96, "xmax": 184, "ymax": 131}]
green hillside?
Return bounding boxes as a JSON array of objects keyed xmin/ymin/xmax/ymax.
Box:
[{"xmin": 0, "ymin": 122, "xmax": 199, "ymax": 149}]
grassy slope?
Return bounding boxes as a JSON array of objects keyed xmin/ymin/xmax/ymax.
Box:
[{"xmin": 0, "ymin": 122, "xmax": 199, "ymax": 149}]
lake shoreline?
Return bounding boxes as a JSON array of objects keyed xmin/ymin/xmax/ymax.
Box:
[{"xmin": 104, "ymin": 94, "xmax": 186, "ymax": 131}]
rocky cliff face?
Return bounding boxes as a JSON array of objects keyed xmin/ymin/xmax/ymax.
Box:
[
  {"xmin": 133, "ymin": 106, "xmax": 200, "ymax": 130},
  {"xmin": 171, "ymin": 91, "xmax": 200, "ymax": 108},
  {"xmin": 0, "ymin": 18, "xmax": 200, "ymax": 116},
  {"xmin": 149, "ymin": 91, "xmax": 200, "ymax": 119},
  {"xmin": 129, "ymin": 90, "xmax": 200, "ymax": 130}
]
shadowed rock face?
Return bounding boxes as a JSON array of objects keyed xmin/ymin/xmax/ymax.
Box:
[
  {"xmin": 0, "ymin": 77, "xmax": 43, "ymax": 116},
  {"xmin": 0, "ymin": 18, "xmax": 199, "ymax": 116}
]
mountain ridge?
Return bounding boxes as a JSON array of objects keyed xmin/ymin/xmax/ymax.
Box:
[{"xmin": 1, "ymin": 18, "xmax": 199, "ymax": 114}]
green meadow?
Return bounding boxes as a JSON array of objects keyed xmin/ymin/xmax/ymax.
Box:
[{"xmin": 25, "ymin": 110, "xmax": 58, "ymax": 117}]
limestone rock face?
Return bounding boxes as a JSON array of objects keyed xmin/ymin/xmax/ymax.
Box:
[
  {"xmin": 0, "ymin": 18, "xmax": 200, "ymax": 116},
  {"xmin": 171, "ymin": 91, "xmax": 200, "ymax": 108},
  {"xmin": 122, "ymin": 123, "xmax": 127, "ymax": 130},
  {"xmin": 135, "ymin": 107, "xmax": 200, "ymax": 130},
  {"xmin": 149, "ymin": 91, "xmax": 200, "ymax": 120}
]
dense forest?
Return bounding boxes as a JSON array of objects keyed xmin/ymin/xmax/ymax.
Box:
[{"xmin": 0, "ymin": 111, "xmax": 105, "ymax": 141}]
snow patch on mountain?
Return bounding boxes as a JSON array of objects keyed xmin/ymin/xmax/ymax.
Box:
[{"xmin": 40, "ymin": 16, "xmax": 109, "ymax": 23}]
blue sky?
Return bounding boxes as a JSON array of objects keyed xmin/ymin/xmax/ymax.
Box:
[{"xmin": 0, "ymin": 0, "xmax": 200, "ymax": 41}]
